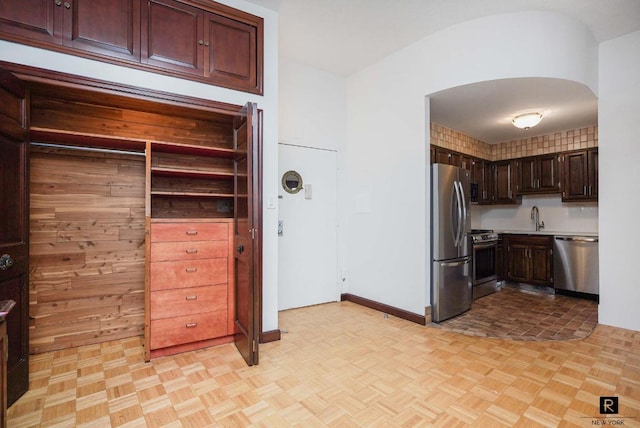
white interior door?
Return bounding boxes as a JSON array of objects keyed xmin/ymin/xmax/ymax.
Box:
[{"xmin": 278, "ymin": 144, "xmax": 338, "ymax": 310}]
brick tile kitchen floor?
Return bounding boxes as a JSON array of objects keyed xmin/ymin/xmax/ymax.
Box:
[{"xmin": 431, "ymin": 283, "xmax": 598, "ymax": 340}]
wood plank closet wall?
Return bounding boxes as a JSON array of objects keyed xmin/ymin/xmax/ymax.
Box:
[
  {"xmin": 29, "ymin": 147, "xmax": 146, "ymax": 354},
  {"xmin": 27, "ymin": 84, "xmax": 236, "ymax": 354}
]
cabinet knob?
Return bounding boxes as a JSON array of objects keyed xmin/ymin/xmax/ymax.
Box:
[
  {"xmin": 198, "ymin": 40, "xmax": 204, "ymax": 45},
  {"xmin": 55, "ymin": 0, "xmax": 62, "ymax": 6},
  {"xmin": 64, "ymin": 1, "xmax": 71, "ymax": 8},
  {"xmin": 204, "ymin": 41, "xmax": 210, "ymax": 47},
  {"xmin": 185, "ymin": 322, "xmax": 197, "ymax": 328},
  {"xmin": 0, "ymin": 254, "xmax": 14, "ymax": 271}
]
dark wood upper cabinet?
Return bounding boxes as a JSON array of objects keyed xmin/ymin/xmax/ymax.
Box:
[
  {"xmin": 472, "ymin": 158, "xmax": 491, "ymax": 204},
  {"xmin": 205, "ymin": 13, "xmax": 257, "ymax": 89},
  {"xmin": 517, "ymin": 154, "xmax": 561, "ymax": 194},
  {"xmin": 0, "ymin": 0, "xmax": 141, "ymax": 62},
  {"xmin": 562, "ymin": 148, "xmax": 598, "ymax": 201},
  {"xmin": 141, "ymin": 0, "xmax": 261, "ymax": 93},
  {"xmin": 142, "ymin": 0, "xmax": 204, "ymax": 75},
  {"xmin": 492, "ymin": 160, "xmax": 520, "ymax": 204},
  {"xmin": 0, "ymin": 0, "xmax": 264, "ymax": 94}
]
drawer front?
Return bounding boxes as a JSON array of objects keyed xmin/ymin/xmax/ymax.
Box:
[
  {"xmin": 150, "ymin": 240, "xmax": 228, "ymax": 262},
  {"xmin": 150, "ymin": 311, "xmax": 228, "ymax": 349},
  {"xmin": 151, "ymin": 222, "xmax": 229, "ymax": 242},
  {"xmin": 150, "ymin": 258, "xmax": 227, "ymax": 291},
  {"xmin": 151, "ymin": 285, "xmax": 227, "ymax": 320}
]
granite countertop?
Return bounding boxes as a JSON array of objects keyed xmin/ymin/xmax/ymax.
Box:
[{"xmin": 496, "ymin": 230, "xmax": 598, "ymax": 237}]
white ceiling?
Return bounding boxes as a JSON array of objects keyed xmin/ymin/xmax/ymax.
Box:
[{"xmin": 248, "ymin": 0, "xmax": 640, "ymax": 143}]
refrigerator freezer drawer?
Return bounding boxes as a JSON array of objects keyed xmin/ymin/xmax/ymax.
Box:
[{"xmin": 432, "ymin": 257, "xmax": 472, "ymax": 322}]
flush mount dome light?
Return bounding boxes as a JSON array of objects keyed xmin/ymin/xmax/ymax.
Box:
[{"xmin": 512, "ymin": 112, "xmax": 543, "ymax": 130}]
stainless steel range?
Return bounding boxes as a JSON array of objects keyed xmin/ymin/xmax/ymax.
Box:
[{"xmin": 470, "ymin": 229, "xmax": 498, "ymax": 300}]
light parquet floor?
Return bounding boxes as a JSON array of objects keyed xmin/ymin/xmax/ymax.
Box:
[{"xmin": 8, "ymin": 301, "xmax": 640, "ymax": 427}]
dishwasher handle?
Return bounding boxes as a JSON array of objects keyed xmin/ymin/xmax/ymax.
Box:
[{"xmin": 555, "ymin": 236, "xmax": 598, "ymax": 243}]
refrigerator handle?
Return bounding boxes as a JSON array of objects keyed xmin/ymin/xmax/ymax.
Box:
[
  {"xmin": 440, "ymin": 257, "xmax": 471, "ymax": 267},
  {"xmin": 450, "ymin": 182, "xmax": 459, "ymax": 247},
  {"xmin": 454, "ymin": 181, "xmax": 463, "ymax": 247},
  {"xmin": 458, "ymin": 180, "xmax": 467, "ymax": 243}
]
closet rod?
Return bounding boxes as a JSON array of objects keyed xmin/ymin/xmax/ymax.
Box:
[{"xmin": 30, "ymin": 142, "xmax": 146, "ymax": 157}]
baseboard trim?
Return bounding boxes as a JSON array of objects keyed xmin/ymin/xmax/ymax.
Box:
[
  {"xmin": 341, "ymin": 293, "xmax": 427, "ymax": 325},
  {"xmin": 260, "ymin": 329, "xmax": 281, "ymax": 343}
]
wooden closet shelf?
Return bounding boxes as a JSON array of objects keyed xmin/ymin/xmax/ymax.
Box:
[
  {"xmin": 30, "ymin": 128, "xmax": 146, "ymax": 152},
  {"xmin": 151, "ymin": 167, "xmax": 238, "ymax": 180},
  {"xmin": 150, "ymin": 141, "xmax": 237, "ymax": 158},
  {"xmin": 150, "ymin": 191, "xmax": 234, "ymax": 198}
]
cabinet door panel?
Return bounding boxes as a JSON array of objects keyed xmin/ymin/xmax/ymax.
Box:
[
  {"xmin": 66, "ymin": 0, "xmax": 140, "ymax": 61},
  {"xmin": 589, "ymin": 149, "xmax": 598, "ymax": 199},
  {"xmin": 530, "ymin": 246, "xmax": 552, "ymax": 285},
  {"xmin": 0, "ymin": 0, "xmax": 60, "ymax": 43},
  {"xmin": 518, "ymin": 158, "xmax": 536, "ymax": 193},
  {"xmin": 493, "ymin": 161, "xmax": 517, "ymax": 203},
  {"xmin": 507, "ymin": 243, "xmax": 528, "ymax": 282},
  {"xmin": 538, "ymin": 155, "xmax": 560, "ymax": 192},
  {"xmin": 205, "ymin": 13, "xmax": 257, "ymax": 91},
  {"xmin": 563, "ymin": 151, "xmax": 588, "ymax": 200},
  {"xmin": 142, "ymin": 0, "xmax": 203, "ymax": 74}
]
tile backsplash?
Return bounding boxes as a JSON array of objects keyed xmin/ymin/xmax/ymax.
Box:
[{"xmin": 430, "ymin": 122, "xmax": 598, "ymax": 161}]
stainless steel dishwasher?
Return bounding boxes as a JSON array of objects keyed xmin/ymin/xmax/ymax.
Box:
[{"xmin": 553, "ymin": 235, "xmax": 599, "ymax": 298}]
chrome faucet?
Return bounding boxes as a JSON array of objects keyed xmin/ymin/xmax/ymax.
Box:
[{"xmin": 531, "ymin": 205, "xmax": 545, "ymax": 231}]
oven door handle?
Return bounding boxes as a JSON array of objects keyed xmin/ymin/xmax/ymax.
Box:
[{"xmin": 473, "ymin": 241, "xmax": 497, "ymax": 249}]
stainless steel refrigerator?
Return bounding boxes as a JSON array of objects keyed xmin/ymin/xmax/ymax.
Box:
[{"xmin": 431, "ymin": 163, "xmax": 472, "ymax": 322}]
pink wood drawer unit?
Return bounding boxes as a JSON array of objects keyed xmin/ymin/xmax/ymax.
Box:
[
  {"xmin": 150, "ymin": 285, "xmax": 227, "ymax": 320},
  {"xmin": 150, "ymin": 222, "xmax": 229, "ymax": 243},
  {"xmin": 150, "ymin": 311, "xmax": 228, "ymax": 349}
]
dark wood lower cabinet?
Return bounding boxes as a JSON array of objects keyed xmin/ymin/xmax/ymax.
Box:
[{"xmin": 505, "ymin": 235, "xmax": 553, "ymax": 287}]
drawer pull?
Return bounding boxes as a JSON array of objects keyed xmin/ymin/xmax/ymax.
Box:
[
  {"xmin": 185, "ymin": 267, "xmax": 198, "ymax": 273},
  {"xmin": 186, "ymin": 230, "xmax": 198, "ymax": 236},
  {"xmin": 185, "ymin": 295, "xmax": 198, "ymax": 301},
  {"xmin": 185, "ymin": 322, "xmax": 198, "ymax": 328},
  {"xmin": 186, "ymin": 249, "xmax": 198, "ymax": 254}
]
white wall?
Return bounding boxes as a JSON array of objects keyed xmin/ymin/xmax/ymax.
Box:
[
  {"xmin": 345, "ymin": 11, "xmax": 599, "ymax": 316},
  {"xmin": 0, "ymin": 0, "xmax": 281, "ymax": 333},
  {"xmin": 278, "ymin": 59, "xmax": 349, "ymax": 290},
  {"xmin": 473, "ymin": 195, "xmax": 598, "ymax": 234},
  {"xmin": 598, "ymin": 31, "xmax": 640, "ymax": 331}
]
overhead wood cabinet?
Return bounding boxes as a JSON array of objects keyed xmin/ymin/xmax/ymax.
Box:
[
  {"xmin": 562, "ymin": 148, "xmax": 598, "ymax": 201},
  {"xmin": 0, "ymin": 0, "xmax": 141, "ymax": 62},
  {"xmin": 0, "ymin": 0, "xmax": 263, "ymax": 94},
  {"xmin": 492, "ymin": 160, "xmax": 520, "ymax": 204},
  {"xmin": 517, "ymin": 154, "xmax": 561, "ymax": 194}
]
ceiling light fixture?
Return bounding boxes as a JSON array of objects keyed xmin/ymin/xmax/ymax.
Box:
[{"xmin": 512, "ymin": 112, "xmax": 543, "ymax": 130}]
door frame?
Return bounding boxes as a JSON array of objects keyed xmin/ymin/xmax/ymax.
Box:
[{"xmin": 0, "ymin": 60, "xmax": 264, "ymax": 360}]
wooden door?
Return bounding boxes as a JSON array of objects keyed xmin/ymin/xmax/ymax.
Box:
[
  {"xmin": 141, "ymin": 0, "xmax": 204, "ymax": 75},
  {"xmin": 537, "ymin": 154, "xmax": 560, "ymax": 193},
  {"xmin": 204, "ymin": 12, "xmax": 258, "ymax": 92},
  {"xmin": 0, "ymin": 68, "xmax": 29, "ymax": 406},
  {"xmin": 562, "ymin": 150, "xmax": 588, "ymax": 200},
  {"xmin": 64, "ymin": 0, "xmax": 141, "ymax": 62},
  {"xmin": 588, "ymin": 149, "xmax": 598, "ymax": 199},
  {"xmin": 530, "ymin": 244, "xmax": 552, "ymax": 286},
  {"xmin": 493, "ymin": 160, "xmax": 515, "ymax": 203},
  {"xmin": 518, "ymin": 157, "xmax": 537, "ymax": 193},
  {"xmin": 506, "ymin": 241, "xmax": 528, "ymax": 283},
  {"xmin": 233, "ymin": 102, "xmax": 260, "ymax": 366}
]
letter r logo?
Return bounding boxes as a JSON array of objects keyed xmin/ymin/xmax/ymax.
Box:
[{"xmin": 600, "ymin": 396, "xmax": 619, "ymax": 414}]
